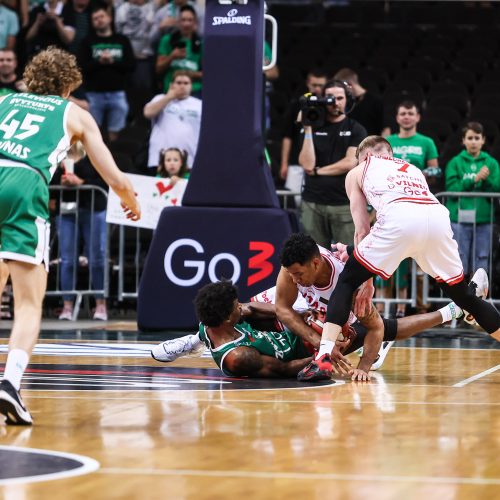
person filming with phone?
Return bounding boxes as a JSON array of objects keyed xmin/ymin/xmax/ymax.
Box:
[{"xmin": 156, "ymin": 5, "xmax": 203, "ymax": 98}]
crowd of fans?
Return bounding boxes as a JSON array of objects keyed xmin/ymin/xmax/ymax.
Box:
[
  {"xmin": 0, "ymin": 0, "xmax": 499, "ymax": 319},
  {"xmin": 0, "ymin": 0, "xmax": 206, "ymax": 318}
]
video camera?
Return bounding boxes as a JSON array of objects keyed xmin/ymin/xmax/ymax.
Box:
[{"xmin": 299, "ymin": 93, "xmax": 335, "ymax": 127}]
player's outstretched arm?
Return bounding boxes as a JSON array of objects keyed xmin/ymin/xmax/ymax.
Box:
[
  {"xmin": 68, "ymin": 106, "xmax": 141, "ymax": 220},
  {"xmin": 224, "ymin": 347, "xmax": 312, "ymax": 378},
  {"xmin": 345, "ymin": 167, "xmax": 370, "ymax": 245},
  {"xmin": 241, "ymin": 301, "xmax": 277, "ymax": 321},
  {"xmin": 275, "ymin": 268, "xmax": 321, "ymax": 348}
]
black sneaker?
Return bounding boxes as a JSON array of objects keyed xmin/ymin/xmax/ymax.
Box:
[
  {"xmin": 0, "ymin": 379, "xmax": 33, "ymax": 425},
  {"xmin": 297, "ymin": 354, "xmax": 333, "ymax": 382}
]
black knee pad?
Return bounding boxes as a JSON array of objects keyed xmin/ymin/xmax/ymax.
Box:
[{"xmin": 325, "ymin": 256, "xmax": 375, "ymax": 325}]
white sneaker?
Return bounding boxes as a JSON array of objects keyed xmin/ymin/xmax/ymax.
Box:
[
  {"xmin": 464, "ymin": 268, "xmax": 489, "ymax": 326},
  {"xmin": 151, "ymin": 334, "xmax": 205, "ymax": 362},
  {"xmin": 371, "ymin": 341, "xmax": 394, "ymax": 371},
  {"xmin": 93, "ymin": 305, "xmax": 108, "ymax": 321},
  {"xmin": 58, "ymin": 308, "xmax": 73, "ymax": 321}
]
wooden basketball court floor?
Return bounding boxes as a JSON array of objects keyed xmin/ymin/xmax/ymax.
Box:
[{"xmin": 2, "ymin": 321, "xmax": 500, "ymax": 500}]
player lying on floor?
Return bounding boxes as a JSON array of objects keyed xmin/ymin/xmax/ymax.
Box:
[
  {"xmin": 151, "ymin": 280, "xmax": 466, "ymax": 380},
  {"xmin": 152, "ymin": 232, "xmax": 399, "ymax": 376}
]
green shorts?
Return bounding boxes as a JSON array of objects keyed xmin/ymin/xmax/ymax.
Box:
[{"xmin": 0, "ymin": 166, "xmax": 50, "ymax": 269}]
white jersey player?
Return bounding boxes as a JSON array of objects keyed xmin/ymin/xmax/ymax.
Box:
[{"xmin": 303, "ymin": 135, "xmax": 500, "ymax": 383}]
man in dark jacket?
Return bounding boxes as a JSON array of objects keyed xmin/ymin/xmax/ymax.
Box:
[{"xmin": 79, "ymin": 5, "xmax": 135, "ymax": 141}]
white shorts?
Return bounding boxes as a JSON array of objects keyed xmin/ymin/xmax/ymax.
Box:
[{"xmin": 354, "ymin": 203, "xmax": 464, "ymax": 285}]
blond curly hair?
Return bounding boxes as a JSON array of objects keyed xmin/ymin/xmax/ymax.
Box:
[{"xmin": 23, "ymin": 46, "xmax": 82, "ymax": 96}]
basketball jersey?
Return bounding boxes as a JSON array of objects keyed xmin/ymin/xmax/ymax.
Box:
[
  {"xmin": 361, "ymin": 155, "xmax": 438, "ymax": 213},
  {"xmin": 198, "ymin": 321, "xmax": 309, "ymax": 377},
  {"xmin": 252, "ymin": 245, "xmax": 356, "ymax": 325},
  {"xmin": 0, "ymin": 93, "xmax": 72, "ymax": 183},
  {"xmin": 296, "ymin": 246, "xmax": 356, "ymax": 324}
]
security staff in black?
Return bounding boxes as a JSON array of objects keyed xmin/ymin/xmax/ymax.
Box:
[{"xmin": 298, "ymin": 80, "xmax": 366, "ymax": 249}]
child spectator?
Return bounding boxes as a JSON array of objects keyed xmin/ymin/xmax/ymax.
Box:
[
  {"xmin": 157, "ymin": 147, "xmax": 189, "ymax": 184},
  {"xmin": 445, "ymin": 121, "xmax": 500, "ymax": 276}
]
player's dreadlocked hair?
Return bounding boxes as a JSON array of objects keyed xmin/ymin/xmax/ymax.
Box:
[
  {"xmin": 23, "ymin": 46, "xmax": 82, "ymax": 96},
  {"xmin": 280, "ymin": 233, "xmax": 320, "ymax": 267},
  {"xmin": 195, "ymin": 281, "xmax": 238, "ymax": 327}
]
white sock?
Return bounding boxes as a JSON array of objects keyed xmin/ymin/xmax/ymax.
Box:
[
  {"xmin": 439, "ymin": 302, "xmax": 463, "ymax": 323},
  {"xmin": 316, "ymin": 339, "xmax": 335, "ymax": 359},
  {"xmin": 3, "ymin": 349, "xmax": 29, "ymax": 391}
]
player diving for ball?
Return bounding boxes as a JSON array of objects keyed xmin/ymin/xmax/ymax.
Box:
[
  {"xmin": 151, "ymin": 233, "xmax": 475, "ymax": 381},
  {"xmin": 153, "ymin": 279, "xmax": 467, "ymax": 380}
]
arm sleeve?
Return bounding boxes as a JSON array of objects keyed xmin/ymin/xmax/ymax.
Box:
[
  {"xmin": 157, "ymin": 34, "xmax": 172, "ymax": 56},
  {"xmin": 445, "ymin": 156, "xmax": 473, "ymax": 191},
  {"xmin": 8, "ymin": 10, "xmax": 19, "ymax": 35},
  {"xmin": 112, "ymin": 36, "xmax": 136, "ymax": 72},
  {"xmin": 114, "ymin": 4, "xmax": 127, "ymax": 32},
  {"xmin": 78, "ymin": 37, "xmax": 100, "ymax": 74},
  {"xmin": 483, "ymin": 157, "xmax": 500, "ymax": 191},
  {"xmin": 426, "ymin": 137, "xmax": 439, "ymax": 161}
]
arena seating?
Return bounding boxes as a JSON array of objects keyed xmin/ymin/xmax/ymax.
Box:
[{"xmin": 266, "ymin": 0, "xmax": 500, "ymax": 181}]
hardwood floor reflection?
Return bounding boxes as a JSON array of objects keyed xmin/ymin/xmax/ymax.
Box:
[{"xmin": 2, "ymin": 338, "xmax": 500, "ymax": 500}]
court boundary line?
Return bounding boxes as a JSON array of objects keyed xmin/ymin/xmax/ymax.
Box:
[
  {"xmin": 98, "ymin": 466, "xmax": 500, "ymax": 485},
  {"xmin": 24, "ymin": 394, "xmax": 500, "ymax": 405},
  {"xmin": 453, "ymin": 363, "xmax": 500, "ymax": 387}
]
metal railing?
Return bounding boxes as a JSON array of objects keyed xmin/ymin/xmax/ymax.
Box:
[
  {"xmin": 277, "ymin": 189, "xmax": 500, "ymax": 320},
  {"xmin": 47, "ymin": 185, "xmax": 109, "ymax": 320},
  {"xmin": 422, "ymin": 191, "xmax": 500, "ymax": 309},
  {"xmin": 46, "ymin": 187, "xmax": 498, "ymax": 323}
]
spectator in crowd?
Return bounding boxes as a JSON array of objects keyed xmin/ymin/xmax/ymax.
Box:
[
  {"xmin": 150, "ymin": 0, "xmax": 195, "ymax": 46},
  {"xmin": 2, "ymin": 0, "xmax": 28, "ymax": 29},
  {"xmin": 445, "ymin": 122, "xmax": 500, "ymax": 276},
  {"xmin": 62, "ymin": 0, "xmax": 92, "ymax": 55},
  {"xmin": 79, "ymin": 4, "xmax": 135, "ymax": 142},
  {"xmin": 0, "ymin": 1, "xmax": 19, "ymax": 49},
  {"xmin": 156, "ymin": 147, "xmax": 189, "ymax": 183},
  {"xmin": 333, "ymin": 67, "xmax": 385, "ymax": 136},
  {"xmin": 0, "ymin": 49, "xmax": 26, "ymax": 95},
  {"xmin": 25, "ymin": 0, "xmax": 75, "ymax": 55},
  {"xmin": 115, "ymin": 0, "xmax": 155, "ymax": 92},
  {"xmin": 380, "ymin": 100, "xmax": 441, "ymax": 318},
  {"xmin": 280, "ymin": 68, "xmax": 327, "ymax": 197},
  {"xmin": 156, "ymin": 4, "xmax": 202, "ymax": 98},
  {"xmin": 54, "ymin": 142, "xmax": 109, "ymax": 321},
  {"xmin": 144, "ymin": 70, "xmax": 201, "ymax": 169},
  {"xmin": 387, "ymin": 100, "xmax": 440, "ymax": 179},
  {"xmin": 298, "ymin": 79, "xmax": 366, "ymax": 248}
]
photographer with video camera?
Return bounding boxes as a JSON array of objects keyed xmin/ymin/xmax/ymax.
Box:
[{"xmin": 298, "ymin": 80, "xmax": 366, "ymax": 248}]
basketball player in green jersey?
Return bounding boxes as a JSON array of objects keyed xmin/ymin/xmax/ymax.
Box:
[
  {"xmin": 0, "ymin": 46, "xmax": 141, "ymax": 425},
  {"xmin": 193, "ymin": 281, "xmax": 464, "ymax": 379}
]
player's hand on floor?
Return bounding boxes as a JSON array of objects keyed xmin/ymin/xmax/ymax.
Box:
[
  {"xmin": 330, "ymin": 344, "xmax": 352, "ymax": 375},
  {"xmin": 349, "ymin": 368, "xmax": 371, "ymax": 382}
]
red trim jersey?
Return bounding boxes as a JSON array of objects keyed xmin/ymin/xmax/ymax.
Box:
[
  {"xmin": 252, "ymin": 245, "xmax": 357, "ymax": 324},
  {"xmin": 355, "ymin": 155, "xmax": 464, "ymax": 285},
  {"xmin": 361, "ymin": 154, "xmax": 438, "ymax": 213}
]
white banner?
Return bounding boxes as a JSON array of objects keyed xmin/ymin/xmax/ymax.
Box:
[{"xmin": 106, "ymin": 173, "xmax": 187, "ymax": 230}]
